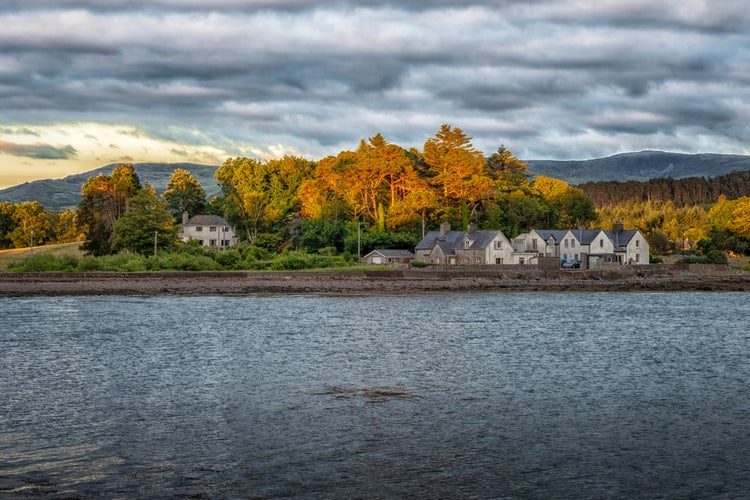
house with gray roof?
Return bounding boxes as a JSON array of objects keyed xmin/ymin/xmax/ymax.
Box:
[
  {"xmin": 362, "ymin": 249, "xmax": 416, "ymax": 265},
  {"xmin": 513, "ymin": 222, "xmax": 649, "ymax": 267},
  {"xmin": 179, "ymin": 212, "xmax": 239, "ymax": 248},
  {"xmin": 586, "ymin": 223, "xmax": 649, "ymax": 266},
  {"xmin": 415, "ymin": 222, "xmax": 513, "ymax": 265}
]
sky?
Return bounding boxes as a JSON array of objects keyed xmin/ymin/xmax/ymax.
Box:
[{"xmin": 0, "ymin": 0, "xmax": 748, "ymax": 189}]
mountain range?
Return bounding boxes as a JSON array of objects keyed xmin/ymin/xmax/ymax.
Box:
[
  {"xmin": 526, "ymin": 150, "xmax": 750, "ymax": 185},
  {"xmin": 0, "ymin": 162, "xmax": 221, "ymax": 212},
  {"xmin": 1, "ymin": 151, "xmax": 750, "ymax": 212}
]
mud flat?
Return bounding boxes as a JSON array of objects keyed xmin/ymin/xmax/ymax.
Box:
[{"xmin": 1, "ymin": 267, "xmax": 749, "ymax": 297}]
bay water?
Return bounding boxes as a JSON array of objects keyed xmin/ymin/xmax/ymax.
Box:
[{"xmin": 1, "ymin": 292, "xmax": 749, "ymax": 498}]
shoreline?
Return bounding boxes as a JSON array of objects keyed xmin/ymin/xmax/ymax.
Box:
[{"xmin": 2, "ymin": 268, "xmax": 750, "ymax": 297}]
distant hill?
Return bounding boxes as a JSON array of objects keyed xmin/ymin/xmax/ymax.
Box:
[
  {"xmin": 0, "ymin": 163, "xmax": 220, "ymax": 212},
  {"xmin": 526, "ymin": 151, "xmax": 750, "ymax": 184}
]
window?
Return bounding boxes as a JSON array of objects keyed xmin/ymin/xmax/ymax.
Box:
[
  {"xmin": 210, "ymin": 226, "xmax": 217, "ymax": 232},
  {"xmin": 532, "ymin": 239, "xmax": 537, "ymax": 251},
  {"xmin": 209, "ymin": 239, "xmax": 217, "ymax": 246},
  {"xmin": 636, "ymin": 254, "xmax": 640, "ymax": 263},
  {"xmin": 564, "ymin": 239, "xmax": 569, "ymax": 248},
  {"xmin": 494, "ymin": 240, "xmax": 503, "ymax": 250},
  {"xmin": 495, "ymin": 258, "xmax": 503, "ymax": 264},
  {"xmin": 464, "ymin": 237, "xmax": 470, "ymax": 249},
  {"xmin": 600, "ymin": 239, "xmax": 604, "ymax": 248},
  {"xmin": 636, "ymin": 239, "xmax": 640, "ymax": 247},
  {"xmin": 196, "ymin": 226, "xmax": 203, "ymax": 232},
  {"xmin": 519, "ymin": 257, "xmax": 525, "ymax": 265}
]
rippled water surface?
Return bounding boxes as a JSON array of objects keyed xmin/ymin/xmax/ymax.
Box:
[{"xmin": 2, "ymin": 292, "xmax": 750, "ymax": 498}]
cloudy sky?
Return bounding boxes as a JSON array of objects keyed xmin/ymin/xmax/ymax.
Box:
[{"xmin": 0, "ymin": 1, "xmax": 748, "ymax": 188}]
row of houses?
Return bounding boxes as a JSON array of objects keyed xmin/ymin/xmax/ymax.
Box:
[
  {"xmin": 177, "ymin": 211, "xmax": 649, "ymax": 269},
  {"xmin": 365, "ymin": 222, "xmax": 649, "ymax": 268}
]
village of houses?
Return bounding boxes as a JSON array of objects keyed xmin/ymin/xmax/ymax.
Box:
[{"xmin": 179, "ymin": 212, "xmax": 650, "ymax": 271}]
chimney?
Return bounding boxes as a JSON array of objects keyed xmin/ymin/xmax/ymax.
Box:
[
  {"xmin": 613, "ymin": 221, "xmax": 624, "ymax": 233},
  {"xmin": 440, "ymin": 222, "xmax": 451, "ymax": 235},
  {"xmin": 182, "ymin": 211, "xmax": 189, "ymax": 225},
  {"xmin": 467, "ymin": 223, "xmax": 477, "ymax": 234}
]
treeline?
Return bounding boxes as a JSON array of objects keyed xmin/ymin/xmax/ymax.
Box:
[
  {"xmin": 579, "ymin": 170, "xmax": 750, "ymax": 207},
  {"xmin": 0, "ymin": 201, "xmax": 81, "ymax": 250},
  {"xmin": 4, "ymin": 123, "xmax": 750, "ymax": 262}
]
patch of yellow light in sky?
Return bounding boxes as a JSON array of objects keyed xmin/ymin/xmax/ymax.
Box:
[{"xmin": 0, "ymin": 122, "xmax": 229, "ymax": 189}]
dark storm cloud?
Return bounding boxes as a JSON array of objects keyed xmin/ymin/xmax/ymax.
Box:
[
  {"xmin": 0, "ymin": 0, "xmax": 747, "ymax": 160},
  {"xmin": 0, "ymin": 141, "xmax": 78, "ymax": 160}
]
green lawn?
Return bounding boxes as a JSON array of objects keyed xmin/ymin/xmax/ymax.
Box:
[{"xmin": 0, "ymin": 242, "xmax": 85, "ymax": 270}]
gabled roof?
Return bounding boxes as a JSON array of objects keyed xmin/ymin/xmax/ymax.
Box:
[
  {"xmin": 602, "ymin": 230, "xmax": 637, "ymax": 251},
  {"xmin": 185, "ymin": 214, "xmax": 229, "ymax": 226},
  {"xmin": 366, "ymin": 249, "xmax": 416, "ymax": 258},
  {"xmin": 572, "ymin": 229, "xmax": 602, "ymax": 245},
  {"xmin": 531, "ymin": 229, "xmax": 570, "ymax": 243},
  {"xmin": 416, "ymin": 229, "xmax": 505, "ymax": 253}
]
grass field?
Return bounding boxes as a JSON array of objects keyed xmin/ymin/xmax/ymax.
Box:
[{"xmin": 0, "ymin": 242, "xmax": 85, "ymax": 270}]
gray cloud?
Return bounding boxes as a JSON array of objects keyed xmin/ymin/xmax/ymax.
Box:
[
  {"xmin": 0, "ymin": 141, "xmax": 78, "ymax": 159},
  {"xmin": 0, "ymin": 1, "xmax": 748, "ymax": 161}
]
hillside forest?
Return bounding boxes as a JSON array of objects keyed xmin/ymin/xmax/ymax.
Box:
[{"xmin": 2, "ymin": 124, "xmax": 750, "ymax": 270}]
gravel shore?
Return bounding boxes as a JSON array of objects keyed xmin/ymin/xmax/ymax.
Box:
[{"xmin": 1, "ymin": 268, "xmax": 749, "ymax": 297}]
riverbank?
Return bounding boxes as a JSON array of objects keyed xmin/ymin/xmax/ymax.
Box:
[{"xmin": 1, "ymin": 267, "xmax": 749, "ymax": 296}]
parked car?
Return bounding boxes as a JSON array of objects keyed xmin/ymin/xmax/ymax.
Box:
[{"xmin": 561, "ymin": 259, "xmax": 581, "ymax": 269}]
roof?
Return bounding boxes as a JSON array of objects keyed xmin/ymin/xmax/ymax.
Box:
[
  {"xmin": 602, "ymin": 230, "xmax": 637, "ymax": 251},
  {"xmin": 185, "ymin": 214, "xmax": 229, "ymax": 226},
  {"xmin": 366, "ymin": 249, "xmax": 416, "ymax": 258},
  {"xmin": 529, "ymin": 228, "xmax": 641, "ymax": 251},
  {"xmin": 416, "ymin": 229, "xmax": 504, "ymax": 253},
  {"xmin": 531, "ymin": 229, "xmax": 570, "ymax": 243}
]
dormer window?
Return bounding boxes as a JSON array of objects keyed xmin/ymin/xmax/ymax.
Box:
[
  {"xmin": 464, "ymin": 237, "xmax": 471, "ymax": 249},
  {"xmin": 547, "ymin": 237, "xmax": 554, "ymax": 247}
]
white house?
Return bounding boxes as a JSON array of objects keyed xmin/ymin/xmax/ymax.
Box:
[
  {"xmin": 513, "ymin": 223, "xmax": 650, "ymax": 267},
  {"xmin": 415, "ymin": 222, "xmax": 513, "ymax": 265},
  {"xmin": 587, "ymin": 223, "xmax": 650, "ymax": 266},
  {"xmin": 179, "ymin": 212, "xmax": 239, "ymax": 248},
  {"xmin": 512, "ymin": 229, "xmax": 583, "ymax": 264}
]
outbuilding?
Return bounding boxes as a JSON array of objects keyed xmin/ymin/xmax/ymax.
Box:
[{"xmin": 362, "ymin": 249, "xmax": 416, "ymax": 265}]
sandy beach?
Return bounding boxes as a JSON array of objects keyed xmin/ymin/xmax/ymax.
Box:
[{"xmin": 1, "ymin": 266, "xmax": 749, "ymax": 297}]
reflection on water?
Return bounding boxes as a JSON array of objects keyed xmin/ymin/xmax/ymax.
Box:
[{"xmin": 2, "ymin": 292, "xmax": 750, "ymax": 498}]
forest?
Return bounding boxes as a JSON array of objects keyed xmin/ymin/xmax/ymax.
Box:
[{"xmin": 2, "ymin": 124, "xmax": 750, "ymax": 270}]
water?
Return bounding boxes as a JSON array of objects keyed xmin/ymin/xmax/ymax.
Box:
[{"xmin": 1, "ymin": 292, "xmax": 749, "ymax": 498}]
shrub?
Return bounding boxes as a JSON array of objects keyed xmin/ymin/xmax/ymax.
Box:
[
  {"xmin": 254, "ymin": 233, "xmax": 283, "ymax": 252},
  {"xmin": 8, "ymin": 254, "xmax": 79, "ymax": 272},
  {"xmin": 77, "ymin": 255, "xmax": 103, "ymax": 272},
  {"xmin": 705, "ymin": 249, "xmax": 728, "ymax": 265},
  {"xmin": 271, "ymin": 251, "xmax": 308, "ymax": 270},
  {"xmin": 410, "ymin": 260, "xmax": 430, "ymax": 268},
  {"xmin": 215, "ymin": 251, "xmax": 241, "ymax": 269}
]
